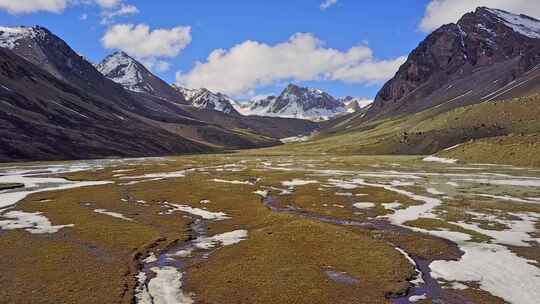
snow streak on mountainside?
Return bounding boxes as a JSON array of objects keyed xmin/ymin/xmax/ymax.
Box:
[
  {"xmin": 487, "ymin": 8, "xmax": 540, "ymax": 39},
  {"xmin": 0, "ymin": 26, "xmax": 40, "ymax": 49}
]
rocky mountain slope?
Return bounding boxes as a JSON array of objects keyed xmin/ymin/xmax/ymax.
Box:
[
  {"xmin": 96, "ymin": 51, "xmax": 187, "ymax": 103},
  {"xmin": 366, "ymin": 7, "xmax": 540, "ymax": 120},
  {"xmin": 239, "ymin": 84, "xmax": 356, "ymax": 120},
  {"xmin": 0, "ymin": 26, "xmax": 317, "ymax": 161}
]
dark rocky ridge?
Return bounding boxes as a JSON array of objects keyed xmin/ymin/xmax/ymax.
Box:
[{"xmin": 368, "ymin": 7, "xmax": 540, "ymax": 119}]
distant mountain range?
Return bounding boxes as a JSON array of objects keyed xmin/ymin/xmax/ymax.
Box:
[
  {"xmin": 94, "ymin": 50, "xmax": 366, "ymax": 121},
  {"xmin": 0, "ymin": 26, "xmax": 317, "ymax": 161},
  {"xmin": 235, "ymin": 84, "xmax": 371, "ymax": 121}
]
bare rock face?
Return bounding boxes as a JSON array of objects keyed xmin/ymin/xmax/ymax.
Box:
[{"xmin": 369, "ymin": 7, "xmax": 540, "ymax": 118}]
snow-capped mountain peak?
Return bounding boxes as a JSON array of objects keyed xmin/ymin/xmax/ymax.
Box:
[
  {"xmin": 173, "ymin": 86, "xmax": 240, "ymax": 115},
  {"xmin": 96, "ymin": 51, "xmax": 155, "ymax": 94},
  {"xmin": 484, "ymin": 8, "xmax": 540, "ymax": 39},
  {"xmin": 0, "ymin": 26, "xmax": 46, "ymax": 49},
  {"xmin": 239, "ymin": 84, "xmax": 363, "ymax": 121},
  {"xmin": 339, "ymin": 96, "xmax": 373, "ymax": 113}
]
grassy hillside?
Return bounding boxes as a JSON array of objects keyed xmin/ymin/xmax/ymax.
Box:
[
  {"xmin": 267, "ymin": 94, "xmax": 540, "ymax": 158},
  {"xmin": 439, "ymin": 133, "xmax": 540, "ymax": 167}
]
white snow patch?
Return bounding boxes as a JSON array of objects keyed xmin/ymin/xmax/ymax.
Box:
[
  {"xmin": 146, "ymin": 267, "xmax": 193, "ymax": 304},
  {"xmin": 0, "ymin": 210, "xmax": 74, "ymax": 234},
  {"xmin": 281, "ymin": 179, "xmax": 318, "ymax": 187},
  {"xmin": 352, "ymin": 179, "xmax": 442, "ymax": 225},
  {"xmin": 382, "ymin": 202, "xmax": 402, "ymax": 211},
  {"xmin": 430, "ymin": 242, "xmax": 540, "ymax": 304},
  {"xmin": 94, "ymin": 209, "xmax": 134, "ymax": 221},
  {"xmin": 477, "ymin": 194, "xmax": 540, "ymax": 204},
  {"xmin": 254, "ymin": 190, "xmax": 269, "ymax": 198},
  {"xmin": 163, "ymin": 203, "xmax": 230, "ymax": 220},
  {"xmin": 194, "ymin": 230, "xmax": 248, "ymax": 250},
  {"xmin": 488, "ymin": 8, "xmax": 540, "ymax": 39},
  {"xmin": 409, "ymin": 294, "xmax": 427, "ymax": 302},
  {"xmin": 212, "ymin": 179, "xmax": 254, "ymax": 185},
  {"xmin": 422, "ymin": 156, "xmax": 458, "ymax": 164},
  {"xmin": 426, "ymin": 188, "xmax": 445, "ymax": 195},
  {"xmin": 353, "ymin": 202, "xmax": 375, "ymax": 209}
]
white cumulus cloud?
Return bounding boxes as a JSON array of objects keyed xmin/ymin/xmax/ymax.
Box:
[
  {"xmin": 420, "ymin": 0, "xmax": 540, "ymax": 32},
  {"xmin": 102, "ymin": 24, "xmax": 192, "ymax": 72},
  {"xmin": 101, "ymin": 3, "xmax": 138, "ymax": 24},
  {"xmin": 176, "ymin": 33, "xmax": 405, "ymax": 96},
  {"xmin": 95, "ymin": 0, "xmax": 121, "ymax": 9},
  {"xmin": 0, "ymin": 0, "xmax": 67, "ymax": 14},
  {"xmin": 320, "ymin": 0, "xmax": 338, "ymax": 10},
  {"xmin": 0, "ymin": 0, "xmax": 136, "ymax": 15}
]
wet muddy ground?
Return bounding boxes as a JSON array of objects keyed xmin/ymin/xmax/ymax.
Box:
[{"xmin": 0, "ymin": 154, "xmax": 539, "ymax": 303}]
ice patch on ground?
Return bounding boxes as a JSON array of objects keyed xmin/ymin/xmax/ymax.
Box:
[
  {"xmin": 0, "ymin": 210, "xmax": 74, "ymax": 234},
  {"xmin": 212, "ymin": 179, "xmax": 254, "ymax": 185},
  {"xmin": 194, "ymin": 230, "xmax": 248, "ymax": 250},
  {"xmin": 409, "ymin": 294, "xmax": 427, "ymax": 302},
  {"xmin": 422, "ymin": 156, "xmax": 458, "ymax": 164},
  {"xmin": 120, "ymin": 170, "xmax": 189, "ymax": 182},
  {"xmin": 426, "ymin": 187, "xmax": 445, "ymax": 195},
  {"xmin": 146, "ymin": 267, "xmax": 194, "ymax": 304},
  {"xmin": 430, "ymin": 242, "xmax": 540, "ymax": 304},
  {"xmin": 382, "ymin": 202, "xmax": 402, "ymax": 211},
  {"xmin": 353, "ymin": 202, "xmax": 375, "ymax": 209},
  {"xmin": 458, "ymin": 178, "xmax": 540, "ymax": 187},
  {"xmin": 254, "ymin": 190, "xmax": 269, "ymax": 198},
  {"xmin": 94, "ymin": 209, "xmax": 134, "ymax": 221},
  {"xmin": 162, "ymin": 202, "xmax": 230, "ymax": 220},
  {"xmin": 351, "ymin": 179, "xmax": 441, "ymax": 225},
  {"xmin": 282, "ymin": 179, "xmax": 318, "ymax": 187},
  {"xmin": 143, "ymin": 253, "xmax": 158, "ymax": 264},
  {"xmin": 456, "ymin": 212, "xmax": 540, "ymax": 247},
  {"xmin": 477, "ymin": 194, "xmax": 540, "ymax": 204}
]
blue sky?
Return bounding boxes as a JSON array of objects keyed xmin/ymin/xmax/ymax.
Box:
[{"xmin": 1, "ymin": 0, "xmax": 537, "ymax": 99}]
